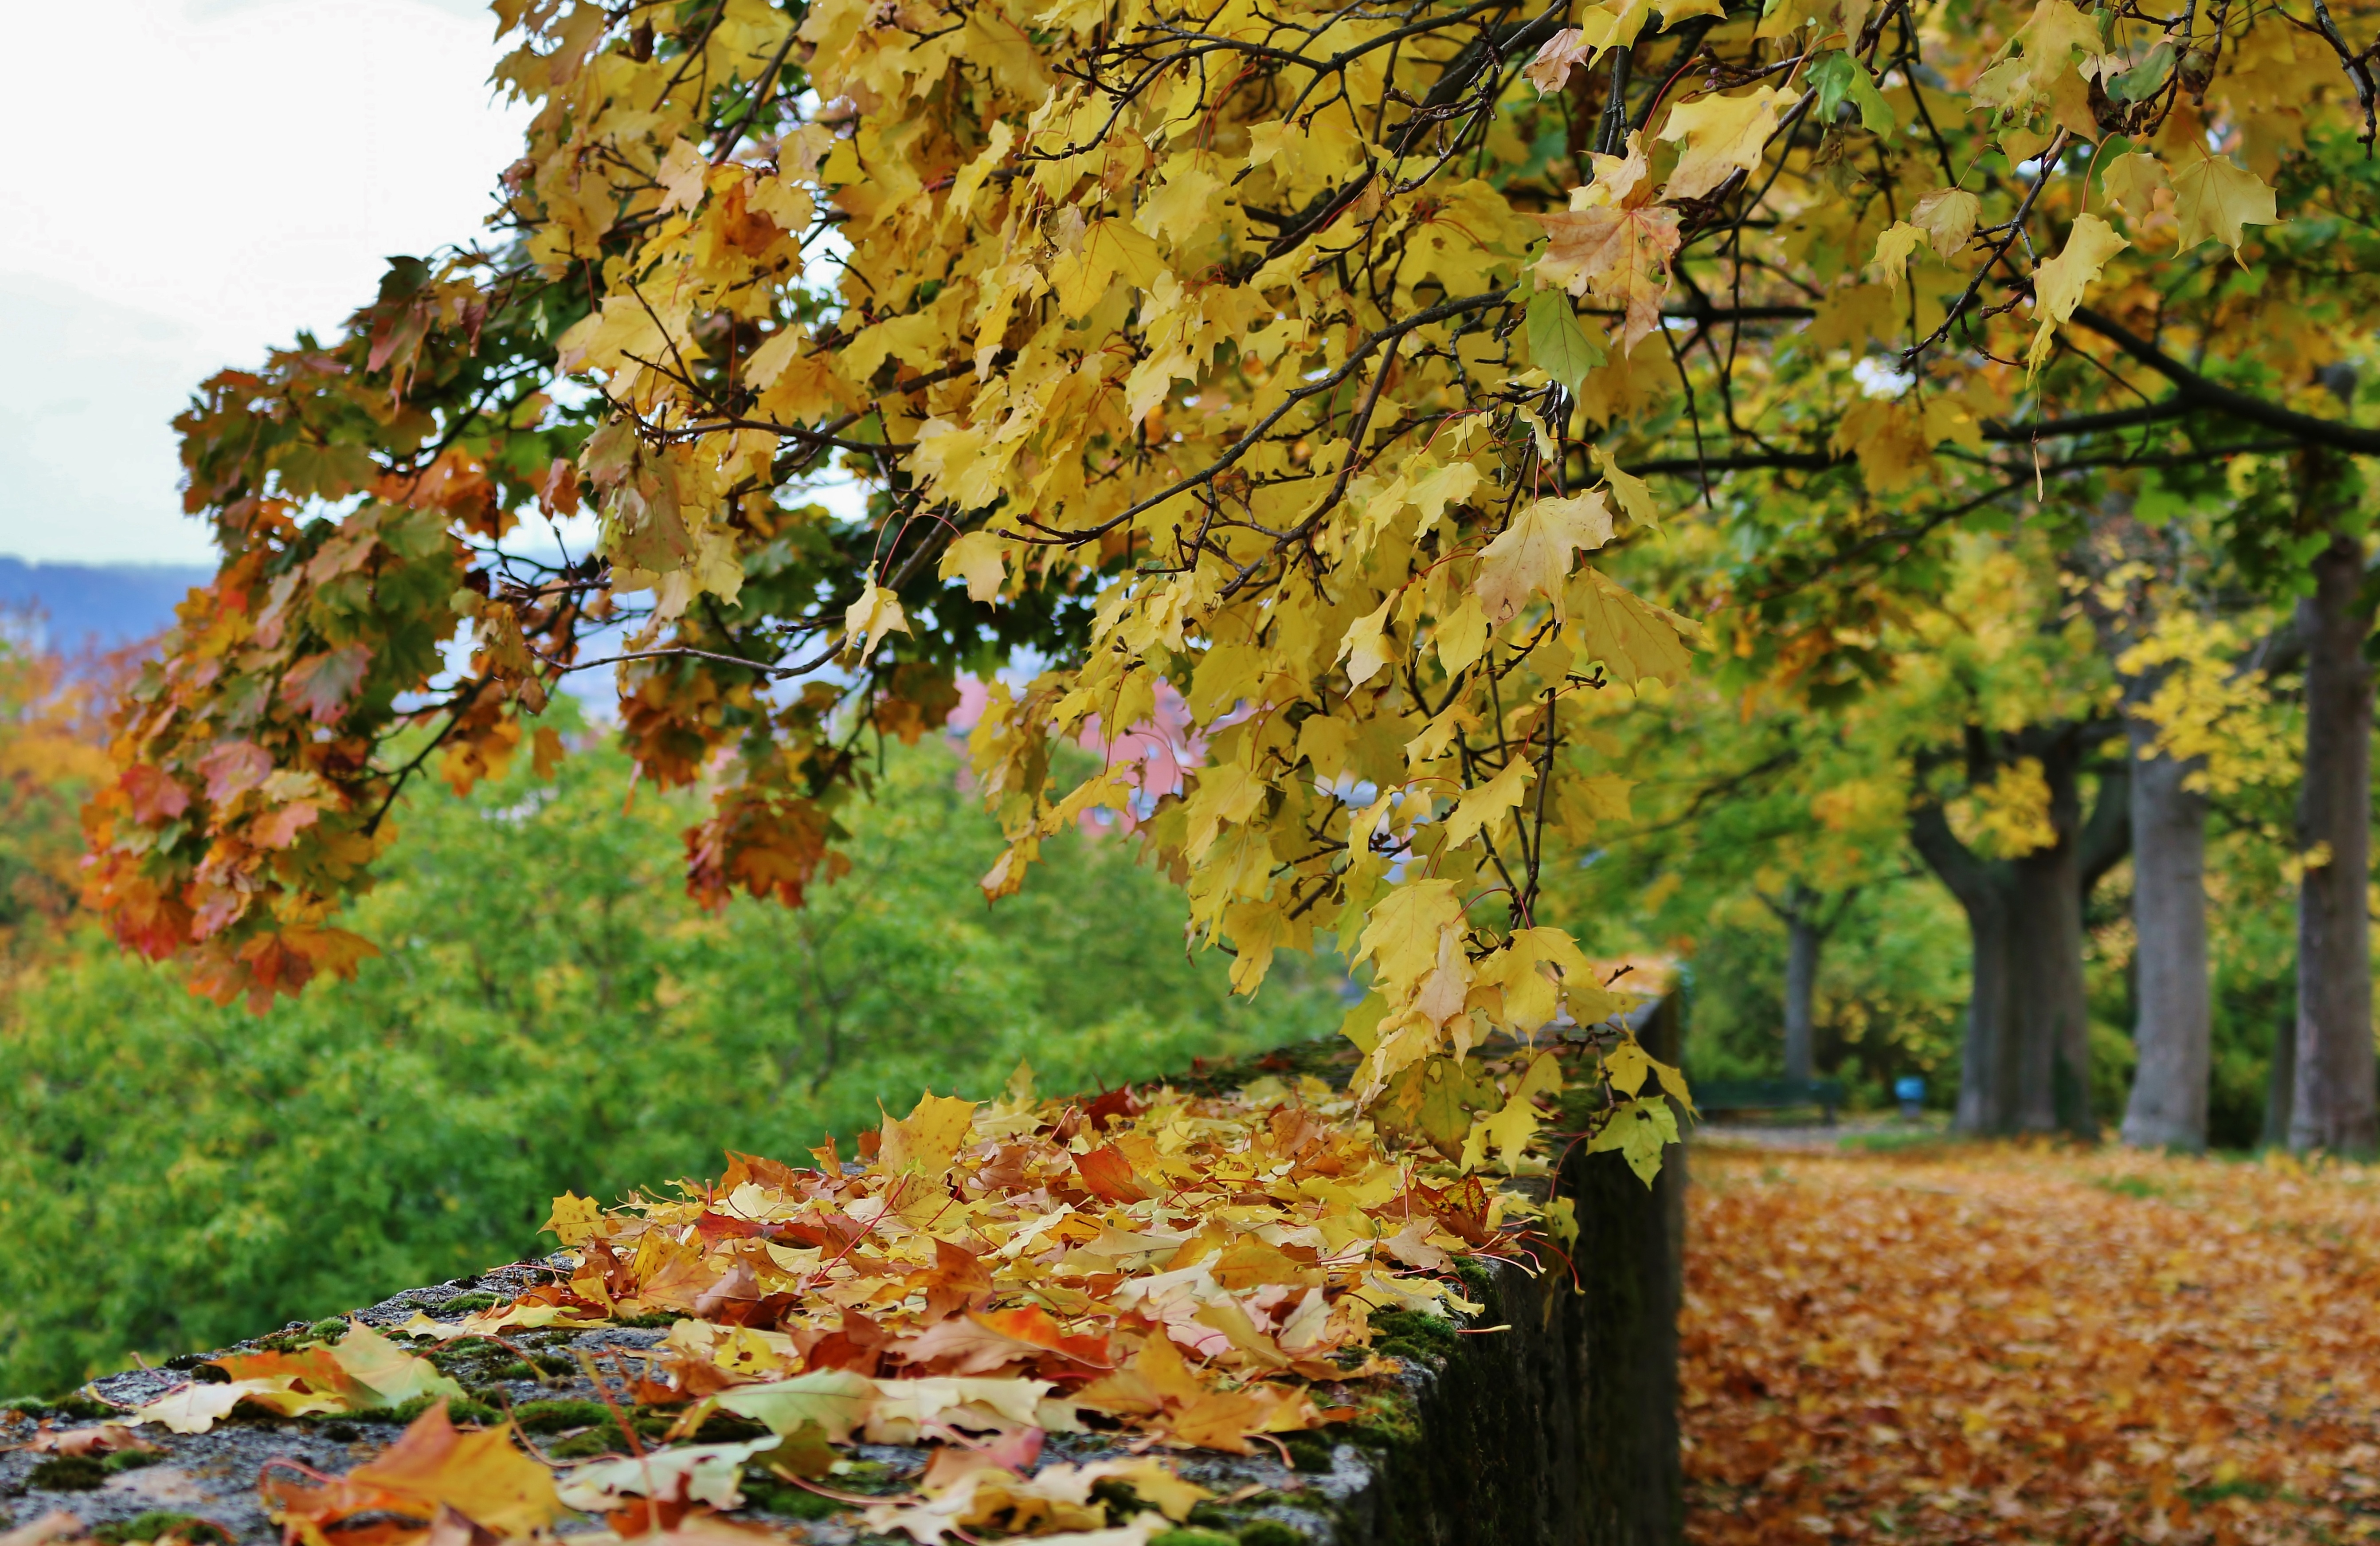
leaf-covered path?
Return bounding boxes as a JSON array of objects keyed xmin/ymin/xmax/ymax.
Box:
[{"xmin": 1682, "ymin": 1142, "xmax": 2380, "ymax": 1545}]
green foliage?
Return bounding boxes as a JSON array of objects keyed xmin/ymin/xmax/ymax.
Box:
[
  {"xmin": 0, "ymin": 729, "xmax": 1337, "ymax": 1395},
  {"xmin": 1662, "ymin": 886, "xmax": 1971, "ymax": 1109}
]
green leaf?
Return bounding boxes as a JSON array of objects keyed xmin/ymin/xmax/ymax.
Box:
[
  {"xmin": 1809, "ymin": 52, "xmax": 1896, "ymax": 133},
  {"xmin": 1587, "ymin": 1096, "xmax": 1680, "ymax": 1186},
  {"xmin": 1525, "ymin": 290, "xmax": 1605, "ymax": 398},
  {"xmin": 2107, "ymin": 42, "xmax": 2174, "ymax": 103}
]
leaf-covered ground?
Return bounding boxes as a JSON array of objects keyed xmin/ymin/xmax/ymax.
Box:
[{"xmin": 1683, "ymin": 1141, "xmax": 2380, "ymax": 1546}]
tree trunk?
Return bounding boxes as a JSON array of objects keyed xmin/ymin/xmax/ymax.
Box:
[
  {"xmin": 2121, "ymin": 724, "xmax": 2212, "ymax": 1150},
  {"xmin": 1915, "ymin": 734, "xmax": 2127, "ymax": 1137},
  {"xmin": 2005, "ymin": 733, "xmax": 2099, "ymax": 1137},
  {"xmin": 2290, "ymin": 528, "xmax": 2378, "ymax": 1156},
  {"xmin": 2261, "ymin": 995, "xmax": 2297, "ymax": 1150},
  {"xmin": 1782, "ymin": 902, "xmax": 1820, "ymax": 1084},
  {"xmin": 1912, "ymin": 805, "xmax": 2016, "ymax": 1134}
]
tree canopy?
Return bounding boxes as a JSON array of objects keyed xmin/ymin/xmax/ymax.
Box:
[{"xmin": 81, "ymin": 0, "xmax": 2380, "ymax": 1141}]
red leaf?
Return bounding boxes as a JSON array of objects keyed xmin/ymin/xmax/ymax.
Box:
[
  {"xmin": 1076, "ymin": 1144, "xmax": 1151, "ymax": 1204},
  {"xmin": 120, "ymin": 765, "xmax": 191, "ymax": 824},
  {"xmin": 197, "ymin": 740, "xmax": 272, "ymax": 805},
  {"xmin": 282, "ymin": 644, "xmax": 375, "ymax": 724}
]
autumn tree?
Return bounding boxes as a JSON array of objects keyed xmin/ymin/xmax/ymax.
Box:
[{"xmin": 82, "ymin": 0, "xmax": 2380, "ymax": 1150}]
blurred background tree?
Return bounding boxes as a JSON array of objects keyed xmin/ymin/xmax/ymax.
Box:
[{"xmin": 0, "ymin": 656, "xmax": 1339, "ymax": 1396}]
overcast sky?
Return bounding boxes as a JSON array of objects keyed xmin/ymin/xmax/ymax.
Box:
[{"xmin": 0, "ymin": 0, "xmax": 530, "ymax": 566}]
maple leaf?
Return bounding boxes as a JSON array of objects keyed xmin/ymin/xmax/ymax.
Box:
[
  {"xmin": 1587, "ymin": 1095, "xmax": 1679, "ymax": 1185},
  {"xmin": 1075, "ymin": 1143, "xmax": 1153, "ymax": 1203},
  {"xmin": 1524, "ymin": 27, "xmax": 1596, "ymax": 93},
  {"xmin": 322, "ymin": 1320, "xmax": 468, "ymax": 1407},
  {"xmin": 1910, "ymin": 188, "xmax": 1982, "ymax": 255},
  {"xmin": 1566, "ymin": 569, "xmax": 1696, "ymax": 686},
  {"xmin": 1353, "ymin": 878, "xmax": 1464, "ymax": 991},
  {"xmin": 1337, "ymin": 593, "xmax": 1400, "ymax": 687},
  {"xmin": 891, "ymin": 1307, "xmax": 1111, "ymax": 1374},
  {"xmin": 196, "ymin": 740, "xmax": 272, "ymax": 806},
  {"xmin": 1592, "ymin": 447, "xmax": 1660, "ymax": 530},
  {"xmin": 556, "ymin": 1438, "xmax": 778, "ymax": 1513},
  {"xmin": 281, "ymin": 644, "xmax": 374, "ymax": 724},
  {"xmin": 20, "ymin": 1425, "xmax": 160, "ymax": 1459},
  {"xmin": 1475, "ymin": 494, "xmax": 1615, "ymax": 626},
  {"xmin": 1441, "ymin": 757, "xmax": 1533, "ymax": 850},
  {"xmin": 1868, "ymin": 222, "xmax": 1927, "ymax": 288},
  {"xmin": 879, "ymin": 1091, "xmax": 978, "ymax": 1180},
  {"xmin": 2170, "ymin": 153, "xmax": 2278, "ymax": 257},
  {"xmin": 345, "ymin": 1403, "xmax": 561, "ymax": 1535},
  {"xmin": 1461, "ymin": 1050, "xmax": 1565, "ymax": 1172},
  {"xmin": 1525, "ymin": 290, "xmax": 1606, "ymax": 397},
  {"xmin": 2026, "ymin": 213, "xmax": 2130, "ymax": 372},
  {"xmin": 0, "ymin": 1514, "xmax": 86, "ymax": 1546},
  {"xmin": 845, "ymin": 572, "xmax": 912, "ymax": 660},
  {"xmin": 1658, "ymin": 86, "xmax": 1796, "ymax": 202},
  {"xmin": 937, "ymin": 532, "xmax": 1006, "ymax": 603},
  {"xmin": 2100, "ymin": 151, "xmax": 2171, "ymax": 216},
  {"xmin": 1535, "ymin": 199, "xmax": 1681, "ymax": 355},
  {"xmin": 714, "ymin": 1371, "xmax": 881, "ymax": 1441}
]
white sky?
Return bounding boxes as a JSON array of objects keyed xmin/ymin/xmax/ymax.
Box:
[{"xmin": 0, "ymin": 0, "xmax": 531, "ymax": 566}]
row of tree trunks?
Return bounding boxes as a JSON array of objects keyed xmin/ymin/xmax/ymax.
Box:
[
  {"xmin": 1781, "ymin": 476, "xmax": 2372, "ymax": 1153},
  {"xmin": 1896, "ymin": 471, "xmax": 2374, "ymax": 1154},
  {"xmin": 2120, "ymin": 471, "xmax": 2375, "ymax": 1155}
]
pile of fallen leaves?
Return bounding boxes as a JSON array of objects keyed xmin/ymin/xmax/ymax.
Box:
[
  {"xmin": 1683, "ymin": 1141, "xmax": 2380, "ymax": 1546},
  {"xmin": 5, "ymin": 1045, "xmax": 1658, "ymax": 1546}
]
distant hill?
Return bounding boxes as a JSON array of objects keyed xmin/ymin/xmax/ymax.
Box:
[{"xmin": 0, "ymin": 559, "xmax": 213, "ymax": 655}]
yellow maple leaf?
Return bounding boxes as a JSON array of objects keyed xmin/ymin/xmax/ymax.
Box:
[
  {"xmin": 1869, "ymin": 221, "xmax": 1927, "ymax": 288},
  {"xmin": 1354, "ymin": 878, "xmax": 1465, "ymax": 991},
  {"xmin": 2026, "ymin": 213, "xmax": 2129, "ymax": 372},
  {"xmin": 937, "ymin": 531, "xmax": 1007, "ymax": 603},
  {"xmin": 1049, "ymin": 219, "xmax": 1166, "ymax": 316},
  {"xmin": 2101, "ymin": 151, "xmax": 2171, "ymax": 217},
  {"xmin": 845, "ymin": 570, "xmax": 912, "ymax": 659},
  {"xmin": 1461, "ymin": 1050, "xmax": 1566, "ymax": 1173},
  {"xmin": 1566, "ymin": 569, "xmax": 1696, "ymax": 687},
  {"xmin": 1593, "ymin": 446, "xmax": 1660, "ymax": 529},
  {"xmin": 348, "ymin": 1404, "xmax": 562, "ymax": 1537},
  {"xmin": 541, "ymin": 1190, "xmax": 605, "ymax": 1246},
  {"xmin": 881, "ymin": 1091, "xmax": 979, "ymax": 1179},
  {"xmin": 1475, "ymin": 493, "xmax": 1615, "ymax": 626},
  {"xmin": 1441, "ymin": 757, "xmax": 1534, "ymax": 850},
  {"xmin": 2170, "ymin": 153, "xmax": 2278, "ymax": 258},
  {"xmin": 1659, "ymin": 86, "xmax": 1796, "ymax": 202},
  {"xmin": 1910, "ymin": 188, "xmax": 1982, "ymax": 255},
  {"xmin": 1339, "ymin": 593, "xmax": 1400, "ymax": 686}
]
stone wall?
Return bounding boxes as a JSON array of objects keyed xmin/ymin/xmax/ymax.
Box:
[{"xmin": 0, "ymin": 1007, "xmax": 1685, "ymax": 1546}]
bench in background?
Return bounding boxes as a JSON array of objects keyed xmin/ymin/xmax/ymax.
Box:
[{"xmin": 1695, "ymin": 1077, "xmax": 1845, "ymax": 1125}]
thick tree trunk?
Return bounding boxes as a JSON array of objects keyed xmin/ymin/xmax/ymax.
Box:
[
  {"xmin": 1915, "ymin": 734, "xmax": 2127, "ymax": 1137},
  {"xmin": 1782, "ymin": 905, "xmax": 1820, "ymax": 1084},
  {"xmin": 1913, "ymin": 805, "xmax": 2016, "ymax": 1134},
  {"xmin": 2121, "ymin": 725, "xmax": 2212, "ymax": 1150},
  {"xmin": 2006, "ymin": 734, "xmax": 2100, "ymax": 1137},
  {"xmin": 2290, "ymin": 529, "xmax": 2379, "ymax": 1155}
]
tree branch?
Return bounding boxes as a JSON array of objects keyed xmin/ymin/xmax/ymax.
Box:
[{"xmin": 2069, "ymin": 307, "xmax": 2380, "ymax": 456}]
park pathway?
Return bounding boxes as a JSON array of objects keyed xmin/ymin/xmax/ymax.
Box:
[{"xmin": 1681, "ymin": 1140, "xmax": 2380, "ymax": 1545}]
